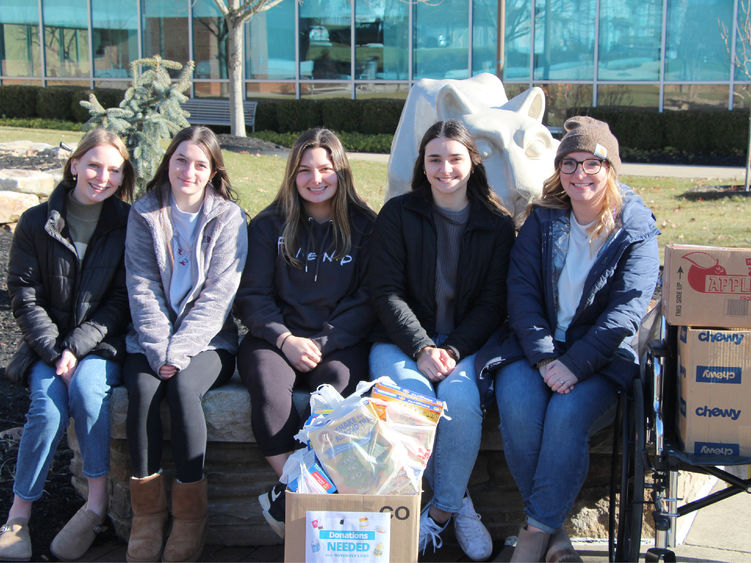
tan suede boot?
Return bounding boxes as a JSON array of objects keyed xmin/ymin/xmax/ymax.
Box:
[
  {"xmin": 126, "ymin": 474, "xmax": 168, "ymax": 562},
  {"xmin": 162, "ymin": 478, "xmax": 207, "ymax": 562}
]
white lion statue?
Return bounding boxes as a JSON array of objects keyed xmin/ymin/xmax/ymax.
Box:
[{"xmin": 387, "ymin": 73, "xmax": 559, "ymax": 222}]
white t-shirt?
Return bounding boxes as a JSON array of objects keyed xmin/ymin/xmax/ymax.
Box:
[{"xmin": 555, "ymin": 214, "xmax": 598, "ymax": 342}]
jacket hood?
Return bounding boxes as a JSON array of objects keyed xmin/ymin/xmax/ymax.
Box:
[{"xmin": 618, "ymin": 184, "xmax": 660, "ymax": 243}]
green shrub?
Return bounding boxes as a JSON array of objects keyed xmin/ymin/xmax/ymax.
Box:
[
  {"xmin": 0, "ymin": 117, "xmax": 81, "ymax": 130},
  {"xmin": 337, "ymin": 131, "xmax": 392, "ymax": 153},
  {"xmin": 37, "ymin": 87, "xmax": 82, "ymax": 120},
  {"xmin": 252, "ymin": 130, "xmax": 392, "ymax": 153},
  {"xmin": 0, "ymin": 85, "xmax": 39, "ymax": 118},
  {"xmin": 255, "ymin": 100, "xmax": 281, "ymax": 132},
  {"xmin": 72, "ymin": 88, "xmax": 124, "ymax": 122},
  {"xmin": 359, "ymin": 99, "xmax": 404, "ymax": 135},
  {"xmin": 319, "ymin": 99, "xmax": 361, "ymax": 132},
  {"xmin": 276, "ymin": 99, "xmax": 322, "ymax": 132},
  {"xmin": 567, "ymin": 106, "xmax": 748, "ymax": 158},
  {"xmin": 252, "ymin": 130, "xmax": 301, "ymax": 147}
]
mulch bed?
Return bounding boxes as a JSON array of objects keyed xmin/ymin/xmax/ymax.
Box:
[{"xmin": 680, "ymin": 184, "xmax": 751, "ymax": 200}]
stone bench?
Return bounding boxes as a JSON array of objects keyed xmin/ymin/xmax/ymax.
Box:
[{"xmin": 65, "ymin": 374, "xmax": 646, "ymax": 547}]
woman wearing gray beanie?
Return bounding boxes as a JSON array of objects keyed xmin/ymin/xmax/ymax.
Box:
[{"xmin": 477, "ymin": 116, "xmax": 660, "ymax": 561}]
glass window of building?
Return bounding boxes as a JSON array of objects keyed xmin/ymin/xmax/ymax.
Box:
[
  {"xmin": 502, "ymin": 0, "xmax": 532, "ymax": 80},
  {"xmin": 734, "ymin": 2, "xmax": 751, "ymax": 82},
  {"xmin": 540, "ymin": 83, "xmax": 593, "ymax": 126},
  {"xmin": 92, "ymin": 0, "xmax": 137, "ymax": 80},
  {"xmin": 192, "ymin": 0, "xmax": 228, "ymax": 81},
  {"xmin": 141, "ymin": 0, "xmax": 189, "ymax": 74},
  {"xmin": 665, "ymin": 0, "xmax": 733, "ymax": 81},
  {"xmin": 247, "ymin": 82, "xmax": 296, "ymax": 98},
  {"xmin": 43, "ymin": 0, "xmax": 89, "ymax": 78},
  {"xmin": 597, "ymin": 84, "xmax": 660, "ymax": 108},
  {"xmin": 414, "ymin": 0, "xmax": 469, "ymax": 79},
  {"xmin": 663, "ymin": 84, "xmax": 731, "ymax": 110},
  {"xmin": 354, "ymin": 0, "xmax": 408, "ymax": 80},
  {"xmin": 472, "ymin": 0, "xmax": 498, "ymax": 75},
  {"xmin": 300, "ymin": 82, "xmax": 351, "ymax": 98},
  {"xmin": 0, "ymin": 0, "xmax": 40, "ymax": 77},
  {"xmin": 598, "ymin": 0, "xmax": 662, "ymax": 81},
  {"xmin": 534, "ymin": 0, "xmax": 596, "ymax": 81},
  {"xmin": 300, "ymin": 0, "xmax": 352, "ymax": 80},
  {"xmin": 246, "ymin": 0, "xmax": 295, "ymax": 80}
]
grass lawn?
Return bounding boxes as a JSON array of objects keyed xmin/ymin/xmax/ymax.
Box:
[{"xmin": 3, "ymin": 126, "xmax": 750, "ymax": 259}]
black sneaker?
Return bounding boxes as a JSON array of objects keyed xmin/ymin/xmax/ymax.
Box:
[{"xmin": 258, "ymin": 483, "xmax": 286, "ymax": 539}]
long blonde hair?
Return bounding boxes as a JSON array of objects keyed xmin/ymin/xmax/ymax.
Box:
[
  {"xmin": 530, "ymin": 163, "xmax": 622, "ymax": 245},
  {"xmin": 272, "ymin": 128, "xmax": 375, "ymax": 268}
]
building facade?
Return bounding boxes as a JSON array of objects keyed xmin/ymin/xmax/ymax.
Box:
[{"xmin": 0, "ymin": 0, "xmax": 748, "ymax": 124}]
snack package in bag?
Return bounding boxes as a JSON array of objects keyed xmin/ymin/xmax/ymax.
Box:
[
  {"xmin": 282, "ymin": 448, "xmax": 337, "ymax": 494},
  {"xmin": 305, "ymin": 377, "xmax": 444, "ymax": 495}
]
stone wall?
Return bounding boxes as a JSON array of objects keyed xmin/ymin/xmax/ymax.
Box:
[
  {"xmin": 66, "ymin": 376, "xmax": 714, "ymax": 547},
  {"xmin": 0, "ymin": 141, "xmax": 66, "ymax": 224}
]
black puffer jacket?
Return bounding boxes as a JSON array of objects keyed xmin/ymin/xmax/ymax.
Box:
[
  {"xmin": 6, "ymin": 181, "xmax": 131, "ymax": 380},
  {"xmin": 369, "ymin": 191, "xmax": 516, "ymax": 361}
]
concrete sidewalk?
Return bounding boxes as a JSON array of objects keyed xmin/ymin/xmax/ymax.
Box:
[
  {"xmin": 570, "ymin": 480, "xmax": 751, "ymax": 563},
  {"xmin": 620, "ymin": 162, "xmax": 745, "ymax": 180}
]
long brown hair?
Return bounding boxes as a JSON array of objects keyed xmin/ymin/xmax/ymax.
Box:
[
  {"xmin": 532, "ymin": 161, "xmax": 623, "ymax": 244},
  {"xmin": 410, "ymin": 119, "xmax": 507, "ymax": 215},
  {"xmin": 63, "ymin": 128, "xmax": 135, "ymax": 202},
  {"xmin": 272, "ymin": 128, "xmax": 375, "ymax": 268},
  {"xmin": 146, "ymin": 126, "xmax": 236, "ymax": 202}
]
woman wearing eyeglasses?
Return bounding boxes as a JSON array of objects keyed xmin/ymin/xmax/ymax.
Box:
[{"xmin": 477, "ymin": 116, "xmax": 659, "ymax": 562}]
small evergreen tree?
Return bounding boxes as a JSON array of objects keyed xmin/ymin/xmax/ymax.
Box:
[{"xmin": 81, "ymin": 55, "xmax": 195, "ymax": 190}]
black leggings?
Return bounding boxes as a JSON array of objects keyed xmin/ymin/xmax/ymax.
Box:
[
  {"xmin": 238, "ymin": 335, "xmax": 369, "ymax": 456},
  {"xmin": 124, "ymin": 350, "xmax": 235, "ymax": 482}
]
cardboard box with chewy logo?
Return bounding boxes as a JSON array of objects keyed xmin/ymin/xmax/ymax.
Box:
[
  {"xmin": 677, "ymin": 327, "xmax": 751, "ymax": 456},
  {"xmin": 284, "ymin": 491, "xmax": 420, "ymax": 562},
  {"xmin": 663, "ymin": 244, "xmax": 751, "ymax": 328}
]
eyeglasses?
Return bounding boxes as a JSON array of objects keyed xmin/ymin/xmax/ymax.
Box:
[{"xmin": 559, "ymin": 158, "xmax": 604, "ymax": 175}]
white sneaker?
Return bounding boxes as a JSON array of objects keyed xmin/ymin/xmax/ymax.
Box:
[
  {"xmin": 418, "ymin": 503, "xmax": 449, "ymax": 555},
  {"xmin": 454, "ymin": 492, "xmax": 493, "ymax": 561}
]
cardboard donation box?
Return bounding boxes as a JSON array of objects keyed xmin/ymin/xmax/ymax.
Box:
[
  {"xmin": 663, "ymin": 244, "xmax": 751, "ymax": 328},
  {"xmin": 281, "ymin": 378, "xmax": 444, "ymax": 562},
  {"xmin": 284, "ymin": 492, "xmax": 420, "ymax": 562},
  {"xmin": 677, "ymin": 327, "xmax": 751, "ymax": 456}
]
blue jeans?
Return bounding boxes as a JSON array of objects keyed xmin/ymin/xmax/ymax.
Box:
[
  {"xmin": 495, "ymin": 359, "xmax": 617, "ymax": 533},
  {"xmin": 369, "ymin": 342, "xmax": 482, "ymax": 514},
  {"xmin": 14, "ymin": 355, "xmax": 121, "ymax": 501}
]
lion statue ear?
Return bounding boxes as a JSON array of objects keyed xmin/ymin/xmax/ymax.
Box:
[
  {"xmin": 502, "ymin": 87, "xmax": 547, "ymax": 123},
  {"xmin": 435, "ymin": 73, "xmax": 508, "ymax": 120}
]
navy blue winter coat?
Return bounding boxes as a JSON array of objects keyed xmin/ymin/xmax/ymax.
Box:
[{"xmin": 476, "ymin": 184, "xmax": 659, "ymax": 404}]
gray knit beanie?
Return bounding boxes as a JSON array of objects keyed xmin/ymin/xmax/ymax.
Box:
[{"xmin": 555, "ymin": 116, "xmax": 621, "ymax": 175}]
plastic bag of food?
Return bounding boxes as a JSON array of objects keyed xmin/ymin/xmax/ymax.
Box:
[{"xmin": 304, "ymin": 377, "xmax": 444, "ymax": 495}]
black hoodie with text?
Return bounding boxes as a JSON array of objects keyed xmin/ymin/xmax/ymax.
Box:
[{"xmin": 236, "ymin": 203, "xmax": 375, "ymax": 355}]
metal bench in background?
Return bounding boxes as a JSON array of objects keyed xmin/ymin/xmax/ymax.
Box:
[{"xmin": 180, "ymin": 98, "xmax": 258, "ymax": 132}]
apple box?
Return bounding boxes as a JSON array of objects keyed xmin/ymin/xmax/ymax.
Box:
[{"xmin": 663, "ymin": 244, "xmax": 751, "ymax": 328}]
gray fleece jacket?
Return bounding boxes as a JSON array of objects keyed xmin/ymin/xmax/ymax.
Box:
[{"xmin": 125, "ymin": 184, "xmax": 248, "ymax": 373}]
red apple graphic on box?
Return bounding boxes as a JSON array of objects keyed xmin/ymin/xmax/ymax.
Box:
[{"xmin": 682, "ymin": 251, "xmax": 726, "ymax": 292}]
